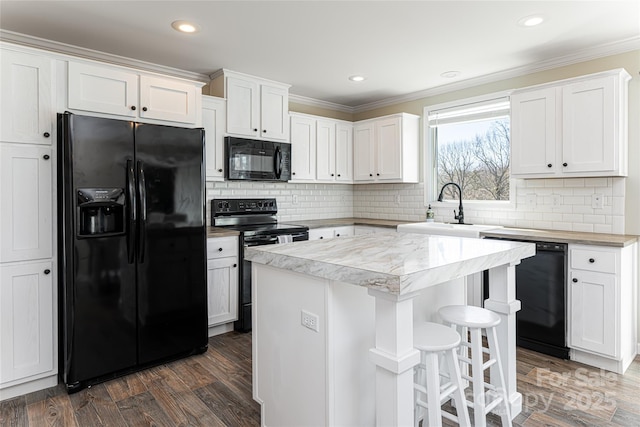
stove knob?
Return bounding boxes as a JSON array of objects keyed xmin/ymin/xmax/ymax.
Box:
[
  {"xmin": 217, "ymin": 202, "xmax": 223, "ymax": 209},
  {"xmin": 258, "ymin": 202, "xmax": 263, "ymax": 208}
]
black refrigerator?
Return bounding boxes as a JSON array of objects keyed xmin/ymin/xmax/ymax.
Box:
[{"xmin": 57, "ymin": 112, "xmax": 208, "ymax": 392}]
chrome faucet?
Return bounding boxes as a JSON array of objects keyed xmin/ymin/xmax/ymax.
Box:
[{"xmin": 437, "ymin": 182, "xmax": 465, "ymax": 224}]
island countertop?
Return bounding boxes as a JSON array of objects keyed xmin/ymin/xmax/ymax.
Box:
[{"xmin": 245, "ymin": 231, "xmax": 535, "ymax": 295}]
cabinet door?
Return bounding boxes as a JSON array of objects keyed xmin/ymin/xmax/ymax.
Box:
[
  {"xmin": 139, "ymin": 76, "xmax": 197, "ymax": 124},
  {"xmin": 290, "ymin": 115, "xmax": 316, "ymax": 180},
  {"xmin": 353, "ymin": 122, "xmax": 375, "ymax": 182},
  {"xmin": 226, "ymin": 76, "xmax": 260, "ymax": 138},
  {"xmin": 309, "ymin": 228, "xmax": 333, "ymax": 240},
  {"xmin": 376, "ymin": 116, "xmax": 402, "ymax": 180},
  {"xmin": 333, "ymin": 226, "xmax": 354, "ymax": 238},
  {"xmin": 0, "ymin": 261, "xmax": 55, "ymax": 385},
  {"xmin": 0, "ymin": 50, "xmax": 53, "ymax": 145},
  {"xmin": 0, "ymin": 145, "xmax": 53, "ymax": 262},
  {"xmin": 569, "ymin": 270, "xmax": 617, "ymax": 357},
  {"xmin": 562, "ymin": 76, "xmax": 616, "ymax": 173},
  {"xmin": 335, "ymin": 123, "xmax": 353, "ymax": 182},
  {"xmin": 207, "ymin": 257, "xmax": 239, "ymax": 326},
  {"xmin": 261, "ymin": 85, "xmax": 289, "ymax": 141},
  {"xmin": 202, "ymin": 97, "xmax": 226, "ymax": 180},
  {"xmin": 510, "ymin": 87, "xmax": 558, "ymax": 176},
  {"xmin": 68, "ymin": 62, "xmax": 138, "ymax": 118},
  {"xmin": 316, "ymin": 119, "xmax": 336, "ymax": 181}
]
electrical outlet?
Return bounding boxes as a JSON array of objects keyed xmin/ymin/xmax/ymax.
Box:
[
  {"xmin": 301, "ymin": 310, "xmax": 319, "ymax": 332},
  {"xmin": 592, "ymin": 193, "xmax": 604, "ymax": 209},
  {"xmin": 292, "ymin": 194, "xmax": 298, "ymax": 205},
  {"xmin": 551, "ymin": 194, "xmax": 562, "ymax": 207},
  {"xmin": 395, "ymin": 194, "xmax": 401, "ymax": 205},
  {"xmin": 526, "ymin": 194, "xmax": 537, "ymax": 206}
]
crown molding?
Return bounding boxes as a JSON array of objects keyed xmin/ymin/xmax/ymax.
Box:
[
  {"xmin": 0, "ymin": 30, "xmax": 211, "ymax": 83},
  {"xmin": 351, "ymin": 36, "xmax": 640, "ymax": 113},
  {"xmin": 288, "ymin": 93, "xmax": 355, "ymax": 114}
]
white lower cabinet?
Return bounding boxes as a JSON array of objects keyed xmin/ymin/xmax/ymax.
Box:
[
  {"xmin": 568, "ymin": 243, "xmax": 637, "ymax": 373},
  {"xmin": 207, "ymin": 237, "xmax": 239, "ymax": 330},
  {"xmin": 309, "ymin": 226, "xmax": 355, "ymax": 241},
  {"xmin": 0, "ymin": 261, "xmax": 56, "ymax": 391}
]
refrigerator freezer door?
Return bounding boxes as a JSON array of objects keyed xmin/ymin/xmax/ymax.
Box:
[
  {"xmin": 58, "ymin": 113, "xmax": 137, "ymax": 388},
  {"xmin": 134, "ymin": 123, "xmax": 207, "ymax": 365}
]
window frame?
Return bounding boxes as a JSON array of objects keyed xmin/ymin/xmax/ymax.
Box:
[{"xmin": 423, "ymin": 90, "xmax": 516, "ymax": 210}]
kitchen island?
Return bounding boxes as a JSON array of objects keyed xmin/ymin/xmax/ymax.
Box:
[{"xmin": 245, "ymin": 231, "xmax": 535, "ymax": 426}]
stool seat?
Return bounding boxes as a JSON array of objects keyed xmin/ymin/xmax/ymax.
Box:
[
  {"xmin": 414, "ymin": 322, "xmax": 461, "ymax": 352},
  {"xmin": 439, "ymin": 305, "xmax": 500, "ymax": 328}
]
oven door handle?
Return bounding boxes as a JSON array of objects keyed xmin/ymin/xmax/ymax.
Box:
[{"xmin": 244, "ymin": 236, "xmax": 279, "ymax": 247}]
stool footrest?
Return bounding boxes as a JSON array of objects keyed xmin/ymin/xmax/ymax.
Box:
[
  {"xmin": 458, "ymin": 340, "xmax": 491, "ymax": 355},
  {"xmin": 456, "ymin": 355, "xmax": 497, "ymax": 372}
]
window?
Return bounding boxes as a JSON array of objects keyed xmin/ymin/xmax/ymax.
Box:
[{"xmin": 426, "ymin": 95, "xmax": 511, "ymax": 202}]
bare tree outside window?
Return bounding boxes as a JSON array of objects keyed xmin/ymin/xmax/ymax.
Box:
[{"xmin": 436, "ymin": 118, "xmax": 510, "ymax": 201}]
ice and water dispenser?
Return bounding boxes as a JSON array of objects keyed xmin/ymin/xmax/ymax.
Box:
[{"xmin": 77, "ymin": 188, "xmax": 125, "ymax": 237}]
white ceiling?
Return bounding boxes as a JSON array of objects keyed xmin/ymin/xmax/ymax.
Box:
[{"xmin": 1, "ymin": 1, "xmax": 638, "ymax": 109}]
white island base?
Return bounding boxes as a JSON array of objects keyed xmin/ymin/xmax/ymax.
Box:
[{"xmin": 246, "ymin": 233, "xmax": 535, "ymax": 426}]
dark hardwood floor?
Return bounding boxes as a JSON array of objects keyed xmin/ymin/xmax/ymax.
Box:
[{"xmin": 1, "ymin": 332, "xmax": 638, "ymax": 426}]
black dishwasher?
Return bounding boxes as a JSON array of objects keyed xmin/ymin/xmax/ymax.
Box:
[{"xmin": 483, "ymin": 238, "xmax": 569, "ymax": 359}]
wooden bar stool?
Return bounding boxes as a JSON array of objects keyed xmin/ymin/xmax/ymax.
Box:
[
  {"xmin": 413, "ymin": 322, "xmax": 471, "ymax": 427},
  {"xmin": 438, "ymin": 305, "xmax": 512, "ymax": 427}
]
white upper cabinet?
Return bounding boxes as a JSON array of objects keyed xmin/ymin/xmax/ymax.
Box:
[
  {"xmin": 202, "ymin": 96, "xmax": 226, "ymax": 181},
  {"xmin": 353, "ymin": 121, "xmax": 375, "ymax": 181},
  {"xmin": 290, "ymin": 113, "xmax": 353, "ymax": 183},
  {"xmin": 316, "ymin": 119, "xmax": 336, "ymax": 181},
  {"xmin": 335, "ymin": 123, "xmax": 354, "ymax": 182},
  {"xmin": 211, "ymin": 70, "xmax": 290, "ymax": 142},
  {"xmin": 510, "ymin": 87, "xmax": 558, "ymax": 175},
  {"xmin": 0, "ymin": 144, "xmax": 53, "ymax": 263},
  {"xmin": 353, "ymin": 113, "xmax": 419, "ymax": 183},
  {"xmin": 0, "ymin": 49, "xmax": 54, "ymax": 145},
  {"xmin": 511, "ymin": 69, "xmax": 630, "ymax": 178},
  {"xmin": 290, "ymin": 114, "xmax": 316, "ymax": 181},
  {"xmin": 68, "ymin": 62, "xmax": 201, "ymax": 125},
  {"xmin": 260, "ymin": 84, "xmax": 289, "ymax": 141}
]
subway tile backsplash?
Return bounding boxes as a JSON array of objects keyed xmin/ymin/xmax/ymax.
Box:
[
  {"xmin": 206, "ymin": 181, "xmax": 354, "ymax": 225},
  {"xmin": 207, "ymin": 177, "xmax": 625, "ymax": 234},
  {"xmin": 352, "ymin": 177, "xmax": 625, "ymax": 234}
]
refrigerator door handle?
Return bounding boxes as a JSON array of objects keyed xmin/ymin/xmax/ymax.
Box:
[
  {"xmin": 126, "ymin": 159, "xmax": 137, "ymax": 264},
  {"xmin": 137, "ymin": 161, "xmax": 147, "ymax": 263}
]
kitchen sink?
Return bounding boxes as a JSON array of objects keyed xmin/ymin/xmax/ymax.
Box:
[{"xmin": 396, "ymin": 222, "xmax": 503, "ymax": 238}]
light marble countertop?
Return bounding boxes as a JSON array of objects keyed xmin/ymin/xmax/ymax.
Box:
[
  {"xmin": 480, "ymin": 227, "xmax": 638, "ymax": 247},
  {"xmin": 245, "ymin": 231, "xmax": 535, "ymax": 295}
]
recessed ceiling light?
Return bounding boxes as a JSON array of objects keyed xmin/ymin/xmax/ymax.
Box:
[
  {"xmin": 171, "ymin": 20, "xmax": 199, "ymax": 33},
  {"xmin": 440, "ymin": 71, "xmax": 460, "ymax": 79},
  {"xmin": 348, "ymin": 75, "xmax": 366, "ymax": 82},
  {"xmin": 518, "ymin": 15, "xmax": 545, "ymax": 27}
]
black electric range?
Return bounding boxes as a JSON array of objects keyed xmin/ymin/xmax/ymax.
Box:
[{"xmin": 212, "ymin": 198, "xmax": 308, "ymax": 331}]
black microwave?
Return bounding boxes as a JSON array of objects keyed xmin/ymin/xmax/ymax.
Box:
[{"xmin": 225, "ymin": 137, "xmax": 291, "ymax": 182}]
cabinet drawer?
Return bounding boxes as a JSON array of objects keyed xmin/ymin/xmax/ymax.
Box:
[
  {"xmin": 570, "ymin": 247, "xmax": 617, "ymax": 274},
  {"xmin": 207, "ymin": 237, "xmax": 239, "ymax": 259}
]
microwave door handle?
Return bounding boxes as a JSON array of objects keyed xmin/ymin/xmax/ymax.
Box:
[{"xmin": 274, "ymin": 146, "xmax": 282, "ymax": 179}]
